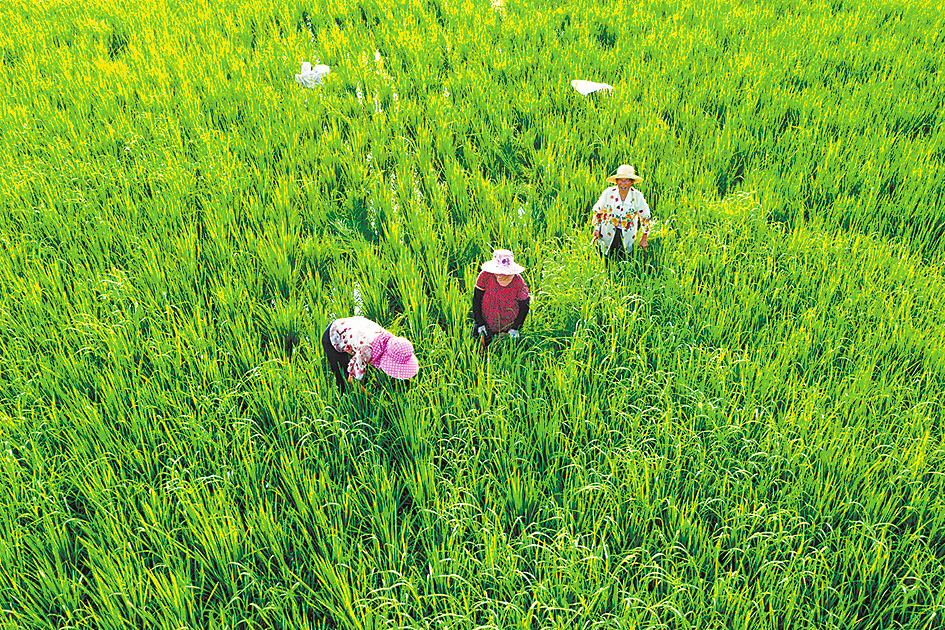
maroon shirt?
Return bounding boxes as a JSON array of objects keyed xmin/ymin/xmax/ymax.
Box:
[{"xmin": 476, "ymin": 271, "xmax": 530, "ymax": 333}]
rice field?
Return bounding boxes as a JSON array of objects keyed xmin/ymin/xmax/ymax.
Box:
[{"xmin": 1, "ymin": 0, "xmax": 944, "ymax": 627}]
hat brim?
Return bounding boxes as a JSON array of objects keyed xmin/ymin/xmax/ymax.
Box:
[
  {"xmin": 607, "ymin": 175, "xmax": 643, "ymax": 184},
  {"xmin": 375, "ymin": 354, "xmax": 419, "ymax": 380},
  {"xmin": 481, "ymin": 262, "xmax": 525, "ymax": 275}
]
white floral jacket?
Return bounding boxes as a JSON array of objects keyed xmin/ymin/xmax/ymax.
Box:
[{"xmin": 592, "ymin": 186, "xmax": 651, "ymax": 254}]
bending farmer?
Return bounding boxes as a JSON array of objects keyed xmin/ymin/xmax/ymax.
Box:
[
  {"xmin": 472, "ymin": 249, "xmax": 530, "ymax": 348},
  {"xmin": 322, "ymin": 316, "xmax": 419, "ymax": 392}
]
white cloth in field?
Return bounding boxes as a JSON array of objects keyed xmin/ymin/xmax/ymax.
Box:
[
  {"xmin": 295, "ymin": 62, "xmax": 330, "ymax": 88},
  {"xmin": 571, "ymin": 80, "xmax": 613, "ymax": 95}
]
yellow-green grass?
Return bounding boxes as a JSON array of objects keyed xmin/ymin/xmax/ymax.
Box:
[{"xmin": 0, "ymin": 0, "xmax": 944, "ymax": 627}]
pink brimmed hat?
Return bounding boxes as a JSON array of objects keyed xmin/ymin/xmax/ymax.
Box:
[
  {"xmin": 481, "ymin": 249, "xmax": 525, "ymax": 275},
  {"xmin": 371, "ymin": 332, "xmax": 419, "ymax": 380}
]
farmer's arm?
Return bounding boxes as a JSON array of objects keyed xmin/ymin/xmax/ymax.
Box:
[
  {"xmin": 472, "ymin": 288, "xmax": 486, "ymax": 328},
  {"xmin": 592, "ymin": 190, "xmax": 609, "ymax": 239},
  {"xmin": 638, "ymin": 193, "xmax": 652, "ymax": 248},
  {"xmin": 512, "ymin": 297, "xmax": 530, "ymax": 329}
]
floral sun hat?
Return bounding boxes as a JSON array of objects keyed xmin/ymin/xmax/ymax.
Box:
[
  {"xmin": 606, "ymin": 164, "xmax": 643, "ymax": 184},
  {"xmin": 481, "ymin": 249, "xmax": 525, "ymax": 275},
  {"xmin": 371, "ymin": 332, "xmax": 419, "ymax": 380}
]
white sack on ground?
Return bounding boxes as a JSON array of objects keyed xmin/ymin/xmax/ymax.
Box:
[
  {"xmin": 571, "ymin": 80, "xmax": 613, "ymax": 95},
  {"xmin": 296, "ymin": 62, "xmax": 330, "ymax": 88}
]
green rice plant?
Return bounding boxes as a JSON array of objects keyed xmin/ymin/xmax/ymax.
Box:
[{"xmin": 1, "ymin": 0, "xmax": 945, "ymax": 627}]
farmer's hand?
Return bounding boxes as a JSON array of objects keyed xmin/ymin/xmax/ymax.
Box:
[
  {"xmin": 593, "ymin": 228, "xmax": 601, "ymax": 240},
  {"xmin": 639, "ymin": 234, "xmax": 648, "ymax": 250}
]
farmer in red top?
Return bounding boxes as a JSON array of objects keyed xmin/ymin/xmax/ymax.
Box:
[{"xmin": 471, "ymin": 249, "xmax": 530, "ymax": 349}]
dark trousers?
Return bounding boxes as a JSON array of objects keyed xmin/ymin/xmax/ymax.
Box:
[
  {"xmin": 604, "ymin": 228, "xmax": 633, "ymax": 260},
  {"xmin": 322, "ymin": 323, "xmax": 350, "ymax": 392}
]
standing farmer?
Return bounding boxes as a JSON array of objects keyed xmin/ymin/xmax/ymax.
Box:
[{"xmin": 592, "ymin": 164, "xmax": 651, "ymax": 258}]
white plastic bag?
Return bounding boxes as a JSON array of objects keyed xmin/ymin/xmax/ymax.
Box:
[
  {"xmin": 571, "ymin": 80, "xmax": 613, "ymax": 95},
  {"xmin": 295, "ymin": 62, "xmax": 330, "ymax": 88}
]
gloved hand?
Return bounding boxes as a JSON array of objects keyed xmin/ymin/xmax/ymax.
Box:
[
  {"xmin": 508, "ymin": 329, "xmax": 520, "ymax": 339},
  {"xmin": 476, "ymin": 325, "xmax": 488, "ymax": 337}
]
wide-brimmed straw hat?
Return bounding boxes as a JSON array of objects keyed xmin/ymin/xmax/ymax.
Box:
[
  {"xmin": 481, "ymin": 249, "xmax": 525, "ymax": 275},
  {"xmin": 371, "ymin": 332, "xmax": 419, "ymax": 380},
  {"xmin": 606, "ymin": 164, "xmax": 643, "ymax": 184}
]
